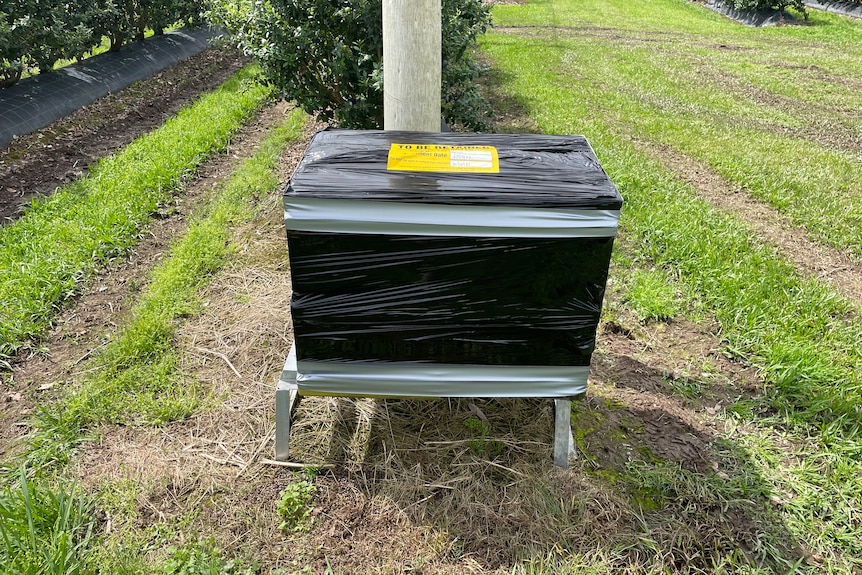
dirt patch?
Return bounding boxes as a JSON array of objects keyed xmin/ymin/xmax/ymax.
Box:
[
  {"xmin": 597, "ymin": 317, "xmax": 761, "ymax": 401},
  {"xmin": 0, "ymin": 46, "xmax": 248, "ymax": 224},
  {"xmin": 492, "ymin": 25, "xmax": 692, "ymax": 47},
  {"xmin": 584, "ymin": 315, "xmax": 762, "ymax": 475}
]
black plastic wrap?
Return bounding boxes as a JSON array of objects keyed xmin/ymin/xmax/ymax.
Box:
[
  {"xmin": 284, "ymin": 129, "xmax": 621, "ymax": 377},
  {"xmin": 287, "ymin": 130, "xmax": 623, "ymax": 210},
  {"xmin": 288, "ymin": 232, "xmax": 615, "ymax": 366}
]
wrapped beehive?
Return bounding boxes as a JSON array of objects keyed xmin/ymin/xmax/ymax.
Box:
[{"xmin": 283, "ymin": 129, "xmax": 622, "ymax": 398}]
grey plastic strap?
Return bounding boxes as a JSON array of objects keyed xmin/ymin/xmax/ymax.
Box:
[
  {"xmin": 284, "ymin": 198, "xmax": 619, "ymax": 238},
  {"xmin": 292, "ymin": 359, "xmax": 588, "ymax": 398}
]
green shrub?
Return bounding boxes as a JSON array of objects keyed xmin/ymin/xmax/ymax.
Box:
[
  {"xmin": 728, "ymin": 0, "xmax": 806, "ymax": 14},
  {"xmin": 0, "ymin": 0, "xmax": 203, "ymax": 86},
  {"xmin": 0, "ymin": 4, "xmax": 27, "ymax": 87},
  {"xmin": 207, "ymin": 0, "xmax": 492, "ymax": 130},
  {"xmin": 87, "ymin": 0, "xmax": 203, "ymax": 51},
  {"xmin": 0, "ymin": 0, "xmax": 86, "ymax": 79}
]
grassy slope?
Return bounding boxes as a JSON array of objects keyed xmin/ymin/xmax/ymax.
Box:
[{"xmin": 484, "ymin": 0, "xmax": 861, "ymax": 572}]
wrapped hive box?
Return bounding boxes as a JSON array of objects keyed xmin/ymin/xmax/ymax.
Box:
[{"xmin": 283, "ymin": 129, "xmax": 622, "ymax": 399}]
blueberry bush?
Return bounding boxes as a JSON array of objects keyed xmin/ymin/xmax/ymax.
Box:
[{"xmin": 206, "ymin": 0, "xmax": 492, "ymax": 130}]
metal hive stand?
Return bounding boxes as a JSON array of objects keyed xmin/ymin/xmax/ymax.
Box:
[{"xmin": 274, "ymin": 345, "xmax": 578, "ymax": 468}]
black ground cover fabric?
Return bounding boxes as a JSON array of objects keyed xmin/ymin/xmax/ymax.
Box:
[
  {"xmin": 805, "ymin": 0, "xmax": 862, "ymax": 18},
  {"xmin": 0, "ymin": 27, "xmax": 221, "ymax": 148},
  {"xmin": 705, "ymin": 0, "xmax": 798, "ymax": 25}
]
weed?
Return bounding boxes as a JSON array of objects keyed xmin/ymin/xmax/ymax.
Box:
[
  {"xmin": 94, "ymin": 477, "xmax": 144, "ymax": 522},
  {"xmin": 667, "ymin": 375, "xmax": 706, "ymax": 399},
  {"xmin": 463, "ymin": 416, "xmax": 506, "ymax": 457},
  {"xmin": 161, "ymin": 540, "xmax": 259, "ymax": 575},
  {"xmin": 513, "ymin": 551, "xmax": 620, "ymax": 574},
  {"xmin": 0, "ymin": 468, "xmax": 96, "ymax": 575},
  {"xmin": 276, "ymin": 479, "xmax": 316, "ymax": 533}
]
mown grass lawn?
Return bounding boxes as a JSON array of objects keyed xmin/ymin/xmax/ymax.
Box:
[{"xmin": 491, "ymin": 0, "xmax": 862, "ymax": 256}]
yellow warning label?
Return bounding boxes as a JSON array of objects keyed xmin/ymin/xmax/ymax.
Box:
[{"xmin": 387, "ymin": 144, "xmax": 499, "ymax": 173}]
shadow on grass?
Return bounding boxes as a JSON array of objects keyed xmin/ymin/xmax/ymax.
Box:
[
  {"xmin": 476, "ymin": 63, "xmax": 542, "ymax": 135},
  {"xmin": 281, "ymin": 54, "xmax": 812, "ymax": 574},
  {"xmin": 290, "ymin": 357, "xmax": 809, "ymax": 573}
]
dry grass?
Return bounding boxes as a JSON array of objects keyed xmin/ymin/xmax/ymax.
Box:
[
  {"xmin": 57, "ymin": 116, "xmax": 796, "ymax": 573},
  {"xmin": 54, "ymin": 88, "xmax": 808, "ymax": 575},
  {"xmin": 67, "ymin": 171, "xmax": 649, "ymax": 572}
]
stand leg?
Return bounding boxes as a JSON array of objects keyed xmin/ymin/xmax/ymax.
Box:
[
  {"xmin": 553, "ymin": 398, "xmax": 577, "ymax": 468},
  {"xmin": 275, "ymin": 382, "xmax": 300, "ymax": 461},
  {"xmin": 275, "ymin": 344, "xmax": 300, "ymax": 461}
]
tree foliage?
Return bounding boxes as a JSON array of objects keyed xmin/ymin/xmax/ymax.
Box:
[
  {"xmin": 20, "ymin": 0, "xmax": 94, "ymax": 71},
  {"xmin": 207, "ymin": 0, "xmax": 492, "ymax": 130},
  {"xmin": 728, "ymin": 0, "xmax": 806, "ymax": 14},
  {"xmin": 0, "ymin": 3, "xmax": 27, "ymax": 87},
  {"xmin": 0, "ymin": 0, "xmax": 202, "ymax": 88}
]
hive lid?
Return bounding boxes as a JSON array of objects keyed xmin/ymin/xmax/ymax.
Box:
[{"xmin": 286, "ymin": 129, "xmax": 623, "ymax": 210}]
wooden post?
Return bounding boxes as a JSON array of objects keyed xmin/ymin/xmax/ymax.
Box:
[{"xmin": 382, "ymin": 0, "xmax": 441, "ymax": 132}]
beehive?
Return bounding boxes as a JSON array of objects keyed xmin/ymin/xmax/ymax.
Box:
[{"xmin": 283, "ymin": 129, "xmax": 622, "ymax": 398}]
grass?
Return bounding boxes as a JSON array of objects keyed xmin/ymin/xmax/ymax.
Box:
[
  {"xmin": 492, "ymin": 0, "xmax": 862, "ymax": 258},
  {"xmin": 0, "ymin": 469, "xmax": 96, "ymax": 575},
  {"xmin": 0, "ymin": 65, "xmax": 271, "ymax": 363},
  {"xmin": 482, "ymin": 0, "xmax": 862, "ymax": 571},
  {"xmin": 4, "ymin": 1, "xmax": 862, "ymax": 573},
  {"xmin": 0, "ymin": 99, "xmax": 306, "ymax": 575},
  {"xmin": 483, "ymin": 0, "xmax": 862, "ymax": 429},
  {"xmin": 623, "ymin": 268, "xmax": 682, "ymax": 323},
  {"xmin": 23, "ymin": 107, "xmax": 308, "ymax": 470}
]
